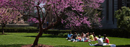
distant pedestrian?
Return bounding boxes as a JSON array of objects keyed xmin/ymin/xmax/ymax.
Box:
[{"xmin": 46, "ymin": 22, "xmax": 49, "ymax": 26}]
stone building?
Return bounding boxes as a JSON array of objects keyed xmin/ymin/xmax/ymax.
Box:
[{"xmin": 101, "ymin": 0, "xmax": 130, "ymax": 29}]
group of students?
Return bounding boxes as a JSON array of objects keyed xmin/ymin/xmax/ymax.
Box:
[{"xmin": 67, "ymin": 32, "xmax": 112, "ymax": 46}]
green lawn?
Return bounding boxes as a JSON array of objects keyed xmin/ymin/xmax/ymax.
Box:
[{"xmin": 0, "ymin": 33, "xmax": 130, "ymax": 47}]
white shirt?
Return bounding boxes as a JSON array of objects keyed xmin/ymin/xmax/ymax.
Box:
[{"xmin": 97, "ymin": 38, "xmax": 103, "ymax": 45}]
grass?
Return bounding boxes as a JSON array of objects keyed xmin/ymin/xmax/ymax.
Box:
[{"xmin": 0, "ymin": 33, "xmax": 130, "ymax": 47}]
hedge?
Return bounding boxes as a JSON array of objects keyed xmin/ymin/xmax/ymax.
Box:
[
  {"xmin": 45, "ymin": 29, "xmax": 130, "ymax": 38},
  {"xmin": 75, "ymin": 29, "xmax": 130, "ymax": 38},
  {"xmin": 0, "ymin": 27, "xmax": 71, "ymax": 34},
  {"xmin": 0, "ymin": 27, "xmax": 129, "ymax": 38},
  {"xmin": 0, "ymin": 27, "xmax": 39, "ymax": 32},
  {"xmin": 44, "ymin": 29, "xmax": 71, "ymax": 35}
]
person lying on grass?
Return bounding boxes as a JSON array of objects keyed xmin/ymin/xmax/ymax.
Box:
[
  {"xmin": 89, "ymin": 35, "xmax": 103, "ymax": 46},
  {"xmin": 89, "ymin": 35, "xmax": 114, "ymax": 46}
]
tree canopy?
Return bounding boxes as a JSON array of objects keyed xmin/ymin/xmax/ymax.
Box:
[
  {"xmin": 0, "ymin": 0, "xmax": 104, "ymax": 46},
  {"xmin": 115, "ymin": 6, "xmax": 130, "ymax": 30}
]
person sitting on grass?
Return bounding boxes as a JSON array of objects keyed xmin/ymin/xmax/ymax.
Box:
[
  {"xmin": 103, "ymin": 34, "xmax": 110, "ymax": 45},
  {"xmin": 89, "ymin": 33, "xmax": 94, "ymax": 41},
  {"xmin": 89, "ymin": 35, "xmax": 103, "ymax": 46},
  {"xmin": 81, "ymin": 32, "xmax": 86, "ymax": 38},
  {"xmin": 103, "ymin": 34, "xmax": 116, "ymax": 46},
  {"xmin": 86, "ymin": 32, "xmax": 89, "ymax": 39},
  {"xmin": 94, "ymin": 35, "xmax": 98, "ymax": 41},
  {"xmin": 92, "ymin": 32, "xmax": 95, "ymax": 37},
  {"xmin": 92, "ymin": 32, "xmax": 98, "ymax": 41},
  {"xmin": 84, "ymin": 33, "xmax": 90, "ymax": 42},
  {"xmin": 86, "ymin": 32, "xmax": 89, "ymax": 35},
  {"xmin": 71, "ymin": 32, "xmax": 78, "ymax": 42},
  {"xmin": 80, "ymin": 32, "xmax": 86, "ymax": 42},
  {"xmin": 76, "ymin": 35, "xmax": 81, "ymax": 42},
  {"xmin": 67, "ymin": 32, "xmax": 73, "ymax": 41}
]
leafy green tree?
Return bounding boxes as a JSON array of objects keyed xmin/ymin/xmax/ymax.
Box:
[{"xmin": 115, "ymin": 6, "xmax": 130, "ymax": 31}]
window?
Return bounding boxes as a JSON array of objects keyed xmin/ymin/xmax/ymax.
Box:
[
  {"xmin": 126, "ymin": 0, "xmax": 130, "ymax": 7},
  {"xmin": 127, "ymin": 0, "xmax": 130, "ymax": 2}
]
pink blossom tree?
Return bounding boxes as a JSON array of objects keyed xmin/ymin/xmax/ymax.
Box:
[
  {"xmin": 47, "ymin": 0, "xmax": 104, "ymax": 31},
  {"xmin": 0, "ymin": 0, "xmax": 104, "ymax": 46},
  {"xmin": 29, "ymin": 0, "xmax": 104, "ymax": 45},
  {"xmin": 0, "ymin": 8, "xmax": 24, "ymax": 34}
]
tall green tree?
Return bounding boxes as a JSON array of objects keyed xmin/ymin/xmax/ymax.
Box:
[{"xmin": 115, "ymin": 6, "xmax": 130, "ymax": 30}]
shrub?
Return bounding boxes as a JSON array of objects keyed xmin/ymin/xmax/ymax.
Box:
[
  {"xmin": 1, "ymin": 27, "xmax": 129, "ymax": 38},
  {"xmin": 63, "ymin": 33, "xmax": 68, "ymax": 37},
  {"xmin": 88, "ymin": 29, "xmax": 130, "ymax": 38},
  {"xmin": 0, "ymin": 27, "xmax": 39, "ymax": 32},
  {"xmin": 115, "ymin": 6, "xmax": 130, "ymax": 31},
  {"xmin": 58, "ymin": 33, "xmax": 64, "ymax": 36},
  {"xmin": 44, "ymin": 29, "xmax": 71, "ymax": 35},
  {"xmin": 71, "ymin": 28, "xmax": 130, "ymax": 38}
]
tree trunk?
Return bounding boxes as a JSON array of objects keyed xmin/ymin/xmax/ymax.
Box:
[
  {"xmin": 33, "ymin": 27, "xmax": 43, "ymax": 46},
  {"xmin": 33, "ymin": 5, "xmax": 45, "ymax": 46},
  {"xmin": 2, "ymin": 26, "xmax": 4, "ymax": 34},
  {"xmin": 32, "ymin": 4, "xmax": 60, "ymax": 46},
  {"xmin": 1, "ymin": 23, "xmax": 5, "ymax": 34}
]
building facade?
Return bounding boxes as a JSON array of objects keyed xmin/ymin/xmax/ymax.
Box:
[{"xmin": 101, "ymin": 0, "xmax": 130, "ymax": 29}]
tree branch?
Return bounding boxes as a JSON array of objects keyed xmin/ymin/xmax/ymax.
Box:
[
  {"xmin": 38, "ymin": 6, "xmax": 49, "ymax": 24},
  {"xmin": 24, "ymin": 15, "xmax": 39, "ymax": 20},
  {"xmin": 66, "ymin": 7, "xmax": 82, "ymax": 16},
  {"xmin": 72, "ymin": 10, "xmax": 82, "ymax": 16},
  {"xmin": 43, "ymin": 11, "xmax": 62, "ymax": 30},
  {"xmin": 38, "ymin": 7, "xmax": 45, "ymax": 24},
  {"xmin": 36, "ymin": 6, "xmax": 42, "ymax": 27}
]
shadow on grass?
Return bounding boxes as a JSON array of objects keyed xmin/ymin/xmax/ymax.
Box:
[
  {"xmin": 54, "ymin": 45, "xmax": 75, "ymax": 47},
  {"xmin": 25, "ymin": 35, "xmax": 66, "ymax": 38},
  {"xmin": 95, "ymin": 46, "xmax": 110, "ymax": 47},
  {"xmin": 0, "ymin": 33, "xmax": 9, "ymax": 35},
  {"xmin": 116, "ymin": 45, "xmax": 130, "ymax": 47},
  {"xmin": 0, "ymin": 44, "xmax": 24, "ymax": 47}
]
